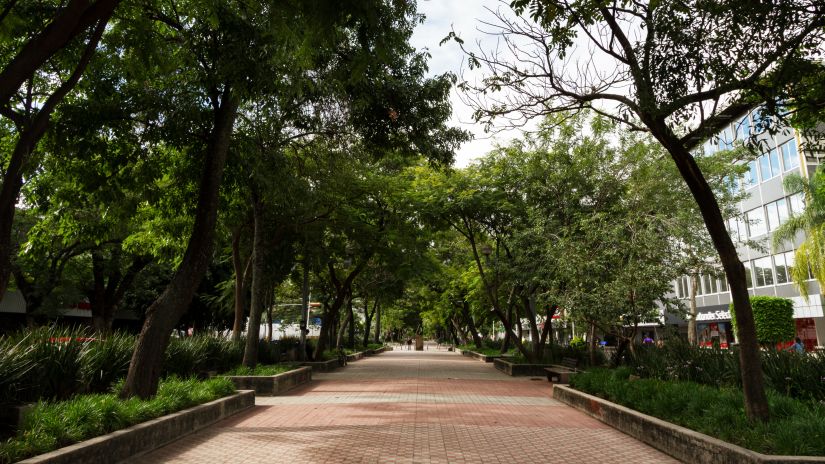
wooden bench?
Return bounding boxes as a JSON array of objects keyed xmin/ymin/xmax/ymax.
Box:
[{"xmin": 544, "ymin": 357, "xmax": 580, "ymax": 384}]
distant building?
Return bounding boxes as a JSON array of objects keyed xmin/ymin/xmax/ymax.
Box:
[{"xmin": 669, "ymin": 108, "xmax": 825, "ymax": 350}]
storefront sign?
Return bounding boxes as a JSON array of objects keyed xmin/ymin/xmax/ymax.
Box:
[{"xmin": 696, "ymin": 310, "xmax": 731, "ymax": 321}]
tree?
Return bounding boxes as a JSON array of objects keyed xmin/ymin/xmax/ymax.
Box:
[
  {"xmin": 0, "ymin": 0, "xmax": 120, "ymax": 303},
  {"xmin": 773, "ymin": 167, "xmax": 825, "ymax": 298},
  {"xmin": 450, "ymin": 0, "xmax": 825, "ymax": 422}
]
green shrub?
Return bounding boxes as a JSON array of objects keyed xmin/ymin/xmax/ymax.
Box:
[
  {"xmin": 730, "ymin": 296, "xmax": 795, "ymax": 344},
  {"xmin": 627, "ymin": 337, "xmax": 825, "ymax": 401},
  {"xmin": 224, "ymin": 364, "xmax": 298, "ymax": 376},
  {"xmin": 78, "ymin": 332, "xmax": 134, "ymax": 394},
  {"xmin": 0, "ymin": 377, "xmax": 235, "ymax": 464},
  {"xmin": 570, "ymin": 369, "xmax": 825, "ymax": 456},
  {"xmin": 569, "ymin": 336, "xmax": 586, "ymax": 350}
]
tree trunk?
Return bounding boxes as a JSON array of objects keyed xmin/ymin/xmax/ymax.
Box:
[
  {"xmin": 687, "ymin": 273, "xmax": 699, "ymax": 345},
  {"xmin": 230, "ymin": 225, "xmax": 250, "ymax": 341},
  {"xmin": 587, "ymin": 320, "xmax": 597, "ymax": 366},
  {"xmin": 346, "ymin": 295, "xmax": 355, "ymax": 348},
  {"xmin": 313, "ymin": 305, "xmax": 332, "ymax": 361},
  {"xmin": 363, "ymin": 298, "xmax": 376, "ymax": 348},
  {"xmin": 459, "ymin": 301, "xmax": 483, "ymax": 349},
  {"xmin": 0, "ymin": 16, "xmax": 111, "ymax": 303},
  {"xmin": 450, "ymin": 317, "xmax": 468, "ymax": 345},
  {"xmin": 120, "ymin": 91, "xmax": 238, "ymax": 399},
  {"xmin": 373, "ymin": 302, "xmax": 381, "ymax": 344},
  {"xmin": 653, "ymin": 122, "xmax": 769, "ymax": 421},
  {"xmin": 243, "ymin": 190, "xmax": 267, "ymax": 367},
  {"xmin": 336, "ymin": 294, "xmax": 352, "ymax": 349},
  {"xmin": 299, "ymin": 258, "xmax": 309, "ymax": 361}
]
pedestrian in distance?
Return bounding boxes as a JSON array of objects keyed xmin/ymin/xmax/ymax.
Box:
[{"xmin": 789, "ymin": 337, "xmax": 805, "ymax": 353}]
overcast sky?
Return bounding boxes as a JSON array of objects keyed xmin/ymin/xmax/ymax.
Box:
[{"xmin": 409, "ymin": 0, "xmax": 523, "ymax": 168}]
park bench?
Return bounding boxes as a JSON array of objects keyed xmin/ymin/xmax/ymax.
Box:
[{"xmin": 544, "ymin": 357, "xmax": 581, "ymax": 384}]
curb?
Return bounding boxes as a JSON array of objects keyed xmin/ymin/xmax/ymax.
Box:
[
  {"xmin": 300, "ymin": 358, "xmax": 341, "ymax": 372},
  {"xmin": 553, "ymin": 385, "xmax": 825, "ymax": 464},
  {"xmin": 18, "ymin": 390, "xmax": 255, "ymax": 464},
  {"xmin": 460, "ymin": 350, "xmax": 513, "ymax": 363},
  {"xmin": 225, "ymin": 367, "xmax": 311, "ymax": 396},
  {"xmin": 493, "ymin": 358, "xmax": 555, "ymax": 376}
]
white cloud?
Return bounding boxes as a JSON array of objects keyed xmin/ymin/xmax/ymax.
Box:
[{"xmin": 410, "ymin": 0, "xmax": 526, "ymax": 167}]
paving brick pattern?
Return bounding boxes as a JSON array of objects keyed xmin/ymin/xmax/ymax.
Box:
[{"xmin": 135, "ymin": 346, "xmax": 678, "ymax": 463}]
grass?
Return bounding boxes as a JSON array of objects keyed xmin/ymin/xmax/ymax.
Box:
[
  {"xmin": 223, "ymin": 364, "xmax": 299, "ymax": 376},
  {"xmin": 0, "ymin": 377, "xmax": 236, "ymax": 464},
  {"xmin": 570, "ymin": 368, "xmax": 825, "ymax": 456}
]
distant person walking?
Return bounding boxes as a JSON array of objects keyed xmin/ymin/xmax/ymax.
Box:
[{"xmin": 406, "ymin": 338, "xmax": 412, "ymax": 350}]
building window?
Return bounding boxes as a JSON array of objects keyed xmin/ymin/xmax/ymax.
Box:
[
  {"xmin": 744, "ymin": 260, "xmax": 754, "ymax": 288},
  {"xmin": 780, "ymin": 139, "xmax": 799, "ymax": 171},
  {"xmin": 747, "ymin": 207, "xmax": 766, "ymax": 237},
  {"xmin": 736, "ymin": 116, "xmax": 751, "ymax": 141},
  {"xmin": 783, "ymin": 251, "xmax": 797, "ymax": 280},
  {"xmin": 775, "ymin": 254, "xmax": 790, "ymax": 284},
  {"xmin": 718, "ymin": 276, "xmax": 728, "ymax": 292},
  {"xmin": 744, "ymin": 160, "xmax": 758, "ymax": 188},
  {"xmin": 753, "ymin": 257, "xmax": 774, "ymax": 287},
  {"xmin": 789, "ymin": 193, "xmax": 805, "ymax": 215},
  {"xmin": 718, "ymin": 128, "xmax": 733, "ymax": 151},
  {"xmin": 703, "ymin": 139, "xmax": 716, "ymax": 155},
  {"xmin": 765, "ymin": 198, "xmax": 789, "ymax": 231},
  {"xmin": 725, "ymin": 175, "xmax": 740, "ymax": 194},
  {"xmin": 702, "ymin": 274, "xmax": 718, "ymax": 294},
  {"xmin": 758, "ymin": 149, "xmax": 780, "ymax": 182}
]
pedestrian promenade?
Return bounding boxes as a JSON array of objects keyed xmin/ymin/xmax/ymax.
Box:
[{"xmin": 136, "ymin": 345, "xmax": 676, "ymax": 463}]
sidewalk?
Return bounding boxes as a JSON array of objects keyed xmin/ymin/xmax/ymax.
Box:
[{"xmin": 135, "ymin": 347, "xmax": 677, "ymax": 463}]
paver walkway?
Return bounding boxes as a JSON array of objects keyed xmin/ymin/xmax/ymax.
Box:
[{"xmin": 136, "ymin": 345, "xmax": 678, "ymax": 463}]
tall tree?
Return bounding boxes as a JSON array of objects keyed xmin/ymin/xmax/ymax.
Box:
[
  {"xmin": 0, "ymin": 0, "xmax": 120, "ymax": 302},
  {"xmin": 451, "ymin": 0, "xmax": 825, "ymax": 422}
]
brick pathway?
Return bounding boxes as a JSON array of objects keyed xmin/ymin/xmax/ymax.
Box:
[{"xmin": 135, "ymin": 346, "xmax": 678, "ymax": 463}]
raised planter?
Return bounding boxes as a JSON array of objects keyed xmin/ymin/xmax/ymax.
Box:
[
  {"xmin": 18, "ymin": 390, "xmax": 255, "ymax": 464},
  {"xmin": 301, "ymin": 358, "xmax": 341, "ymax": 372},
  {"xmin": 225, "ymin": 366, "xmax": 311, "ymax": 396},
  {"xmin": 554, "ymin": 385, "xmax": 825, "ymax": 464},
  {"xmin": 493, "ymin": 358, "xmax": 554, "ymax": 376},
  {"xmin": 0, "ymin": 403, "xmax": 33, "ymax": 437},
  {"xmin": 346, "ymin": 351, "xmax": 366, "ymax": 362},
  {"xmin": 461, "ymin": 349, "xmax": 513, "ymax": 363},
  {"xmin": 365, "ymin": 346, "xmax": 386, "ymax": 355}
]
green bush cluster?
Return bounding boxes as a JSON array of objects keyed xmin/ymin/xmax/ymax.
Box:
[
  {"xmin": 0, "ymin": 327, "xmax": 134, "ymax": 405},
  {"xmin": 730, "ymin": 296, "xmax": 796, "ymax": 344},
  {"xmin": 0, "ymin": 377, "xmax": 235, "ymax": 464},
  {"xmin": 570, "ymin": 369, "xmax": 825, "ymax": 456},
  {"xmin": 224, "ymin": 363, "xmax": 298, "ymax": 376},
  {"xmin": 162, "ymin": 335, "xmax": 245, "ymax": 377},
  {"xmin": 0, "ymin": 327, "xmax": 263, "ymax": 406},
  {"xmin": 628, "ymin": 338, "xmax": 825, "ymax": 402}
]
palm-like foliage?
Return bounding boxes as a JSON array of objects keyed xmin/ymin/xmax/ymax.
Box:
[{"xmin": 772, "ymin": 167, "xmax": 825, "ymax": 298}]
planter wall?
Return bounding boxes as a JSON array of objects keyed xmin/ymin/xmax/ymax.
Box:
[
  {"xmin": 554, "ymin": 386, "xmax": 825, "ymax": 464},
  {"xmin": 493, "ymin": 358, "xmax": 554, "ymax": 376},
  {"xmin": 0, "ymin": 403, "xmax": 33, "ymax": 438},
  {"xmin": 346, "ymin": 351, "xmax": 365, "ymax": 362},
  {"xmin": 300, "ymin": 358, "xmax": 341, "ymax": 372},
  {"xmin": 225, "ymin": 367, "xmax": 311, "ymax": 396},
  {"xmin": 461, "ymin": 350, "xmax": 513, "ymax": 363},
  {"xmin": 18, "ymin": 391, "xmax": 255, "ymax": 464}
]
